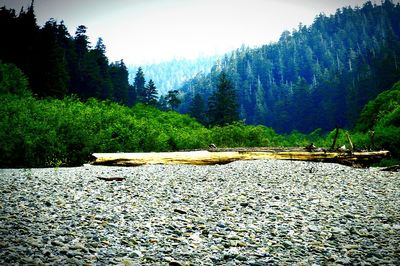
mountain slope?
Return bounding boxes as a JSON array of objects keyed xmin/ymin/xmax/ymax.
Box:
[
  {"xmin": 179, "ymin": 0, "xmax": 400, "ymax": 133},
  {"xmin": 129, "ymin": 56, "xmax": 218, "ymax": 95}
]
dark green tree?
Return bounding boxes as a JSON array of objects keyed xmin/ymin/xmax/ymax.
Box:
[
  {"xmin": 70, "ymin": 25, "xmax": 90, "ymax": 96},
  {"xmin": 128, "ymin": 84, "xmax": 136, "ymax": 106},
  {"xmin": 133, "ymin": 67, "xmax": 146, "ymax": 103},
  {"xmin": 0, "ymin": 62, "xmax": 29, "ymax": 96},
  {"xmin": 93, "ymin": 38, "xmax": 113, "ymax": 100},
  {"xmin": 143, "ymin": 79, "xmax": 158, "ymax": 106},
  {"xmin": 208, "ymin": 72, "xmax": 239, "ymax": 126},
  {"xmin": 31, "ymin": 19, "xmax": 69, "ymax": 98},
  {"xmin": 189, "ymin": 93, "xmax": 207, "ymax": 125},
  {"xmin": 74, "ymin": 25, "xmax": 89, "ymax": 60},
  {"xmin": 110, "ymin": 60, "xmax": 129, "ymax": 104},
  {"xmin": 157, "ymin": 95, "xmax": 168, "ymax": 111},
  {"xmin": 165, "ymin": 90, "xmax": 181, "ymax": 110}
]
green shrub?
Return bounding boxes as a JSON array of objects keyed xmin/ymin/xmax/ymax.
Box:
[
  {"xmin": 0, "ymin": 95, "xmax": 212, "ymax": 167},
  {"xmin": 354, "ymin": 80, "xmax": 400, "ymax": 159},
  {"xmin": 0, "ymin": 63, "xmax": 30, "ymax": 96}
]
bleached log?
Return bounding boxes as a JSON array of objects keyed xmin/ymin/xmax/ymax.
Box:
[{"xmin": 92, "ymin": 149, "xmax": 390, "ymax": 167}]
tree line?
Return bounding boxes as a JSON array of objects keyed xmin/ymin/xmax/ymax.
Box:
[
  {"xmin": 180, "ymin": 0, "xmax": 400, "ymax": 133},
  {"xmin": 0, "ymin": 2, "xmax": 182, "ymax": 108}
]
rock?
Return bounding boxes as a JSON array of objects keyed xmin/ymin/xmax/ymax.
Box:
[
  {"xmin": 307, "ymin": 225, "xmax": 320, "ymax": 232},
  {"xmin": 283, "ymin": 240, "xmax": 293, "ymax": 248},
  {"xmin": 173, "ymin": 208, "xmax": 187, "ymax": 214},
  {"xmin": 51, "ymin": 240, "xmax": 64, "ymax": 247},
  {"xmin": 129, "ymin": 250, "xmax": 143, "ymax": 258}
]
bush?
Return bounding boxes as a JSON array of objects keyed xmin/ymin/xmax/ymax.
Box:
[
  {"xmin": 354, "ymin": 80, "xmax": 400, "ymax": 159},
  {"xmin": 0, "ymin": 62, "xmax": 30, "ymax": 96},
  {"xmin": 0, "ymin": 96, "xmax": 211, "ymax": 167}
]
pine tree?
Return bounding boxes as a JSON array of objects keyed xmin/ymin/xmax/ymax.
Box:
[
  {"xmin": 71, "ymin": 25, "xmax": 90, "ymax": 96},
  {"xmin": 128, "ymin": 84, "xmax": 136, "ymax": 106},
  {"xmin": 32, "ymin": 19, "xmax": 69, "ymax": 98},
  {"xmin": 133, "ymin": 67, "xmax": 146, "ymax": 103},
  {"xmin": 208, "ymin": 72, "xmax": 239, "ymax": 126},
  {"xmin": 93, "ymin": 38, "xmax": 113, "ymax": 100},
  {"xmin": 165, "ymin": 90, "xmax": 181, "ymax": 110},
  {"xmin": 189, "ymin": 93, "xmax": 207, "ymax": 125},
  {"xmin": 110, "ymin": 60, "xmax": 129, "ymax": 104},
  {"xmin": 143, "ymin": 79, "xmax": 158, "ymax": 106},
  {"xmin": 157, "ymin": 95, "xmax": 168, "ymax": 111}
]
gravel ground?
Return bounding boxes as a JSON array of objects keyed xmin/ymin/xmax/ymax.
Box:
[{"xmin": 0, "ymin": 160, "xmax": 399, "ymax": 265}]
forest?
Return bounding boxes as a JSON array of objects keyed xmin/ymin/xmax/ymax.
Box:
[
  {"xmin": 0, "ymin": 1, "xmax": 399, "ymax": 167},
  {"xmin": 180, "ymin": 1, "xmax": 400, "ymax": 133}
]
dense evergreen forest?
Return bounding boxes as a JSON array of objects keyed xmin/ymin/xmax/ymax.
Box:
[
  {"xmin": 180, "ymin": 1, "xmax": 400, "ymax": 133},
  {"xmin": 0, "ymin": 3, "xmax": 136, "ymax": 104}
]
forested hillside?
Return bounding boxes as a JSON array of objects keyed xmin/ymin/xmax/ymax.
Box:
[
  {"xmin": 129, "ymin": 56, "xmax": 218, "ymax": 95},
  {"xmin": 180, "ymin": 1, "xmax": 400, "ymax": 133}
]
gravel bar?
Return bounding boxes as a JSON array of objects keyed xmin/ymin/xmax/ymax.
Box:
[{"xmin": 0, "ymin": 160, "xmax": 399, "ymax": 265}]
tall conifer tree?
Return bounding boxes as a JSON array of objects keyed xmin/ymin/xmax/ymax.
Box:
[
  {"xmin": 144, "ymin": 79, "xmax": 158, "ymax": 106},
  {"xmin": 208, "ymin": 72, "xmax": 238, "ymax": 126},
  {"xmin": 134, "ymin": 67, "xmax": 146, "ymax": 103}
]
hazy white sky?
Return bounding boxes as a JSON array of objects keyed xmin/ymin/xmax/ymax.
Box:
[{"xmin": 0, "ymin": 0, "xmax": 389, "ymax": 65}]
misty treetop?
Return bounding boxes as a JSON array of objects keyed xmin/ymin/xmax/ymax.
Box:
[
  {"xmin": 179, "ymin": 0, "xmax": 400, "ymax": 133},
  {"xmin": 129, "ymin": 56, "xmax": 218, "ymax": 95}
]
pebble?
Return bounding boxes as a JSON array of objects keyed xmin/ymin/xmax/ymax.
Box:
[{"xmin": 0, "ymin": 160, "xmax": 399, "ymax": 265}]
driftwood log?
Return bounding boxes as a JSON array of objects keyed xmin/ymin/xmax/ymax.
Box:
[
  {"xmin": 96, "ymin": 176, "xmax": 126, "ymax": 181},
  {"xmin": 92, "ymin": 148, "xmax": 390, "ymax": 168}
]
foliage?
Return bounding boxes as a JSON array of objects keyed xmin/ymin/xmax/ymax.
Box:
[
  {"xmin": 165, "ymin": 90, "xmax": 181, "ymax": 110},
  {"xmin": 188, "ymin": 93, "xmax": 207, "ymax": 125},
  {"xmin": 133, "ymin": 67, "xmax": 146, "ymax": 104},
  {"xmin": 0, "ymin": 95, "xmax": 209, "ymax": 167},
  {"xmin": 142, "ymin": 79, "xmax": 158, "ymax": 106},
  {"xmin": 210, "ymin": 122, "xmax": 283, "ymax": 148},
  {"xmin": 355, "ymin": 81, "xmax": 400, "ymax": 157},
  {"xmin": 0, "ymin": 62, "xmax": 30, "ymax": 96},
  {"xmin": 356, "ymin": 81, "xmax": 400, "ymax": 132}
]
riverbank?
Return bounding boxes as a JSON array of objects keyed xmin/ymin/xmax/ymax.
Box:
[{"xmin": 0, "ymin": 160, "xmax": 399, "ymax": 265}]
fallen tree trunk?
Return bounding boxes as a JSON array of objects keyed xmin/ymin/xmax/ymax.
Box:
[{"xmin": 92, "ymin": 149, "xmax": 390, "ymax": 167}]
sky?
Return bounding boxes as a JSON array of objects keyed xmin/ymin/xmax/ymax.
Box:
[{"xmin": 0, "ymin": 0, "xmax": 391, "ymax": 65}]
